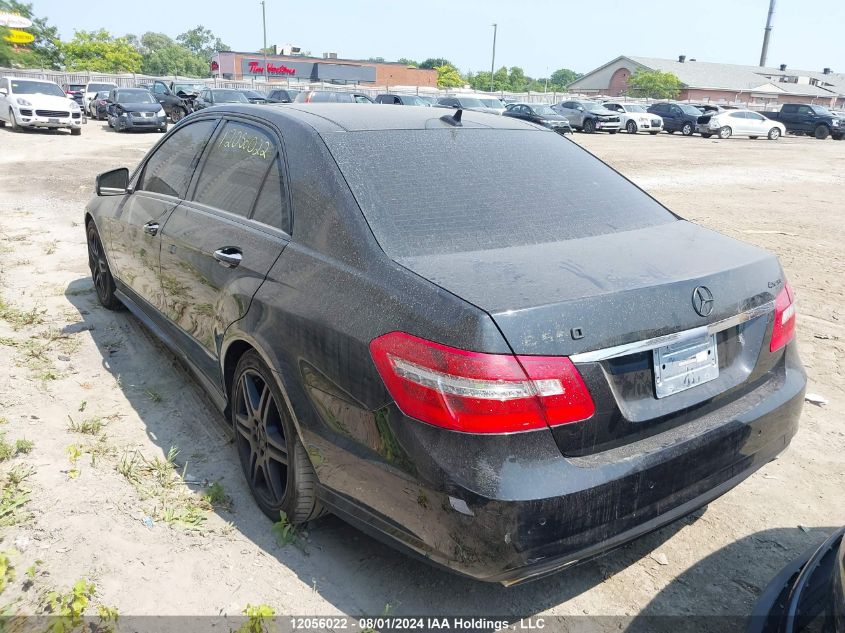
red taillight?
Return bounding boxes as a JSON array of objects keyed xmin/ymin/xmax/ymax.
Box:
[
  {"xmin": 369, "ymin": 331, "xmax": 595, "ymax": 434},
  {"xmin": 770, "ymin": 282, "xmax": 796, "ymax": 352}
]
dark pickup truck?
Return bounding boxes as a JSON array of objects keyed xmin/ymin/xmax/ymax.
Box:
[{"xmin": 762, "ymin": 103, "xmax": 843, "ymax": 140}]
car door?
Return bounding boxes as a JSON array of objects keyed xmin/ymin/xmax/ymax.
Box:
[
  {"xmin": 106, "ymin": 119, "xmax": 219, "ymax": 315},
  {"xmin": 158, "ymin": 117, "xmax": 292, "ymax": 385},
  {"xmin": 796, "ymin": 105, "xmax": 815, "ymax": 133},
  {"xmin": 666, "ymin": 105, "xmax": 682, "ymax": 131},
  {"xmin": 746, "ymin": 111, "xmax": 768, "ymax": 135}
]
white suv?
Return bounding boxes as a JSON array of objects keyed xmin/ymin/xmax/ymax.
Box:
[{"xmin": 0, "ymin": 77, "xmax": 83, "ymax": 134}]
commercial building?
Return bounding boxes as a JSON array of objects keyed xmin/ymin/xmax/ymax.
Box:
[
  {"xmin": 211, "ymin": 51, "xmax": 438, "ymax": 87},
  {"xmin": 568, "ymin": 55, "xmax": 845, "ymax": 109}
]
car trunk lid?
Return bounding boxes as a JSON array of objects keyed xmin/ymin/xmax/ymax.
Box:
[{"xmin": 396, "ymin": 221, "xmax": 783, "ymax": 454}]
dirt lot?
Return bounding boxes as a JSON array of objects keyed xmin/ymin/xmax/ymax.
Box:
[{"xmin": 0, "ymin": 119, "xmax": 842, "ymax": 631}]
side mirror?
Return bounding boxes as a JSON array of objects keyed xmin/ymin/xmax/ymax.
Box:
[
  {"xmin": 577, "ymin": 106, "xmax": 584, "ymax": 111},
  {"xmin": 96, "ymin": 167, "xmax": 130, "ymax": 196},
  {"xmin": 0, "ymin": 88, "xmax": 8, "ymax": 96}
]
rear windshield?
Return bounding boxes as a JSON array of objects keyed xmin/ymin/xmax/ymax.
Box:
[
  {"xmin": 324, "ymin": 129, "xmax": 676, "ymax": 257},
  {"xmin": 88, "ymin": 83, "xmax": 115, "ymax": 92}
]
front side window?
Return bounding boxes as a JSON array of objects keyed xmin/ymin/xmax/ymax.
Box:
[
  {"xmin": 153, "ymin": 84, "xmax": 166, "ymax": 94},
  {"xmin": 192, "ymin": 121, "xmax": 279, "ymax": 218},
  {"xmin": 140, "ymin": 120, "xmax": 217, "ymax": 198}
]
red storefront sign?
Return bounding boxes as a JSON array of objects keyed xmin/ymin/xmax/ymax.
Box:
[{"xmin": 248, "ymin": 61, "xmax": 296, "ymax": 76}]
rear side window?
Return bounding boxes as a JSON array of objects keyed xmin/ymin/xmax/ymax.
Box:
[
  {"xmin": 192, "ymin": 121, "xmax": 278, "ymax": 218},
  {"xmin": 325, "ymin": 129, "xmax": 676, "ymax": 257},
  {"xmin": 140, "ymin": 120, "xmax": 217, "ymax": 198},
  {"xmin": 781, "ymin": 104, "xmax": 798, "ymax": 113},
  {"xmin": 251, "ymin": 156, "xmax": 290, "ymax": 232}
]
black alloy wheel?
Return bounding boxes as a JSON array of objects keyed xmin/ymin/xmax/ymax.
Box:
[
  {"xmin": 232, "ymin": 351, "xmax": 324, "ymax": 523},
  {"xmin": 171, "ymin": 107, "xmax": 185, "ymax": 123},
  {"xmin": 583, "ymin": 119, "xmax": 595, "ymax": 134},
  {"xmin": 86, "ymin": 222, "xmax": 122, "ymax": 310}
]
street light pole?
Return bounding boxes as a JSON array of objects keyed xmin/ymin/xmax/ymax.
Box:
[
  {"xmin": 489, "ymin": 23, "xmax": 497, "ymax": 94},
  {"xmin": 261, "ymin": 0, "xmax": 268, "ymax": 82}
]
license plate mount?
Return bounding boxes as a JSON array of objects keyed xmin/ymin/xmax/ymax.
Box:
[
  {"xmin": 49, "ymin": 118, "xmax": 59, "ymax": 123},
  {"xmin": 653, "ymin": 334, "xmax": 719, "ymax": 398}
]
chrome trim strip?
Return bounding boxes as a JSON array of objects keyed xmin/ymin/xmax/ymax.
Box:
[{"xmin": 570, "ymin": 301, "xmax": 775, "ymax": 363}]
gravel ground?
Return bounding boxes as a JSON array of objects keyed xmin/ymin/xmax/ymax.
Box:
[{"xmin": 0, "ymin": 119, "xmax": 842, "ymax": 632}]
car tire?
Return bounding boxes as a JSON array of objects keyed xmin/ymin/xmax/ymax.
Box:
[
  {"xmin": 626, "ymin": 120, "xmax": 637, "ymax": 134},
  {"xmin": 718, "ymin": 126, "xmax": 732, "ymax": 139},
  {"xmin": 608, "ymin": 129, "xmax": 618, "ymax": 134},
  {"xmin": 583, "ymin": 119, "xmax": 595, "ymax": 134},
  {"xmin": 170, "ymin": 107, "xmax": 186, "ymax": 123},
  {"xmin": 71, "ymin": 127, "xmax": 81, "ymax": 136},
  {"xmin": 766, "ymin": 128, "xmax": 780, "ymax": 140},
  {"xmin": 681, "ymin": 122, "xmax": 694, "ymax": 136},
  {"xmin": 814, "ymin": 125, "xmax": 830, "ymax": 140},
  {"xmin": 701, "ymin": 133, "xmax": 712, "ymax": 138},
  {"xmin": 749, "ymin": 136, "xmax": 758, "ymax": 140},
  {"xmin": 667, "ymin": 129, "xmax": 675, "ymax": 134},
  {"xmin": 159, "ymin": 124, "xmax": 168, "ymax": 133},
  {"xmin": 232, "ymin": 350, "xmax": 325, "ymax": 524},
  {"xmin": 9, "ymin": 108, "xmax": 22, "ymax": 132},
  {"xmin": 86, "ymin": 222, "xmax": 122, "ymax": 310},
  {"xmin": 649, "ymin": 131, "xmax": 659, "ymax": 135}
]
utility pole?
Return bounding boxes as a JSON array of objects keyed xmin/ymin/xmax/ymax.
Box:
[
  {"xmin": 261, "ymin": 0, "xmax": 268, "ymax": 82},
  {"xmin": 490, "ymin": 23, "xmax": 497, "ymax": 94},
  {"xmin": 759, "ymin": 0, "xmax": 776, "ymax": 67}
]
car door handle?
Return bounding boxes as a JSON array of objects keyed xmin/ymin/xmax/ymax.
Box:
[
  {"xmin": 143, "ymin": 222, "xmax": 160, "ymax": 236},
  {"xmin": 213, "ymin": 247, "xmax": 242, "ymax": 268}
]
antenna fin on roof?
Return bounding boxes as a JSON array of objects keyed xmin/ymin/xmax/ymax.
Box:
[{"xmin": 440, "ymin": 108, "xmax": 463, "ymax": 126}]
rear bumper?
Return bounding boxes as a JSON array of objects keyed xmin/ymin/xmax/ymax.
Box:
[{"xmin": 319, "ymin": 344, "xmax": 805, "ymax": 584}]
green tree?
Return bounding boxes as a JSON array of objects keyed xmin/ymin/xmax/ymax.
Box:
[
  {"xmin": 131, "ymin": 31, "xmax": 209, "ymax": 76},
  {"xmin": 419, "ymin": 57, "xmax": 451, "ymax": 70},
  {"xmin": 507, "ymin": 66, "xmax": 528, "ymax": 92},
  {"xmin": 176, "ymin": 25, "xmax": 229, "ymax": 60},
  {"xmin": 434, "ymin": 63, "xmax": 463, "ymax": 88},
  {"xmin": 366, "ymin": 56, "xmax": 385, "ymax": 62},
  {"xmin": 60, "ymin": 29, "xmax": 142, "ymax": 73},
  {"xmin": 0, "ymin": 0, "xmax": 62, "ymax": 68},
  {"xmin": 397, "ymin": 57, "xmax": 418, "ymax": 67},
  {"xmin": 549, "ymin": 68, "xmax": 582, "ymax": 90},
  {"xmin": 626, "ymin": 68, "xmax": 683, "ymax": 99}
]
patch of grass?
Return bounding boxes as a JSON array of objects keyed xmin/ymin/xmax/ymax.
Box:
[
  {"xmin": 44, "ymin": 241, "xmax": 58, "ymax": 255},
  {"xmin": 116, "ymin": 450, "xmax": 141, "ymax": 484},
  {"xmin": 0, "ymin": 433, "xmax": 32, "ymax": 461},
  {"xmin": 0, "ymin": 337, "xmax": 18, "ymax": 347},
  {"xmin": 0, "ymin": 296, "xmax": 45, "ymax": 330},
  {"xmin": 203, "ymin": 481, "xmax": 232, "ymax": 511},
  {"xmin": 0, "ymin": 465, "xmax": 33, "ymax": 527},
  {"xmin": 78, "ymin": 401, "xmax": 87, "ymax": 412},
  {"xmin": 67, "ymin": 415, "xmax": 105, "ymax": 435},
  {"xmin": 144, "ymin": 388, "xmax": 163, "ymax": 403},
  {"xmin": 15, "ymin": 439, "xmax": 34, "ymax": 455}
]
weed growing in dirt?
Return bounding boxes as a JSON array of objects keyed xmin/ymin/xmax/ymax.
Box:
[
  {"xmin": 144, "ymin": 388, "xmax": 163, "ymax": 403},
  {"xmin": 0, "ymin": 297, "xmax": 45, "ymax": 330},
  {"xmin": 203, "ymin": 481, "xmax": 232, "ymax": 510},
  {"xmin": 44, "ymin": 579, "xmax": 100, "ymax": 632},
  {"xmin": 239, "ymin": 604, "xmax": 276, "ymax": 633},
  {"xmin": 0, "ymin": 550, "xmax": 15, "ymax": 594},
  {"xmin": 78, "ymin": 401, "xmax": 87, "ymax": 412},
  {"xmin": 66, "ymin": 444, "xmax": 82, "ymax": 479},
  {"xmin": 271, "ymin": 511, "xmax": 301, "ymax": 548},
  {"xmin": 0, "ymin": 465, "xmax": 33, "ymax": 527},
  {"xmin": 0, "ymin": 434, "xmax": 32, "ymax": 461},
  {"xmin": 67, "ymin": 415, "xmax": 104, "ymax": 435}
]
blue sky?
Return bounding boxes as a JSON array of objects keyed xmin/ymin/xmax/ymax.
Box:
[{"xmin": 31, "ymin": 0, "xmax": 843, "ymax": 77}]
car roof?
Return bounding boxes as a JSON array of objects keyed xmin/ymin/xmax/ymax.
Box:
[
  {"xmin": 199, "ymin": 103, "xmax": 542, "ymax": 134},
  {"xmin": 5, "ymin": 77, "xmax": 57, "ymax": 84}
]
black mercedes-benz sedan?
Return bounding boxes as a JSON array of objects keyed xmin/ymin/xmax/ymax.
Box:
[{"xmin": 84, "ymin": 104, "xmax": 805, "ymax": 584}]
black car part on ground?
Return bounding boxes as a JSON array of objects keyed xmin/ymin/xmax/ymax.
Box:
[
  {"xmin": 748, "ymin": 527, "xmax": 844, "ymax": 633},
  {"xmin": 85, "ymin": 105, "xmax": 805, "ymax": 584}
]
